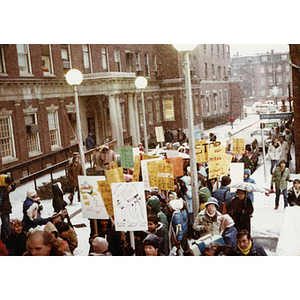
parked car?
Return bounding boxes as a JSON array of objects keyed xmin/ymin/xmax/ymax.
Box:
[
  {"xmin": 226, "ymin": 136, "xmax": 260, "ymax": 172},
  {"xmin": 250, "ymin": 129, "xmax": 272, "ymax": 152}
]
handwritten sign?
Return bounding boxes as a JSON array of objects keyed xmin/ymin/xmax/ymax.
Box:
[
  {"xmin": 141, "ymin": 157, "xmax": 162, "ymax": 189},
  {"xmin": 142, "ymin": 153, "xmax": 160, "ymax": 160},
  {"xmin": 208, "ymin": 144, "xmax": 226, "ymax": 179},
  {"xmin": 111, "ymin": 182, "xmax": 148, "ymax": 231},
  {"xmin": 232, "ymin": 138, "xmax": 245, "ymax": 154},
  {"xmin": 155, "ymin": 126, "xmax": 165, "ymax": 143},
  {"xmin": 132, "ymin": 155, "xmax": 140, "ymax": 182},
  {"xmin": 147, "ymin": 160, "xmax": 158, "ymax": 187},
  {"xmin": 78, "ymin": 176, "xmax": 109, "ymax": 219},
  {"xmin": 97, "ymin": 181, "xmax": 114, "ymax": 216},
  {"xmin": 166, "ymin": 157, "xmax": 184, "ymax": 178},
  {"xmin": 106, "ymin": 167, "xmax": 126, "ymax": 183},
  {"xmin": 157, "ymin": 160, "xmax": 174, "ymax": 191},
  {"xmin": 109, "ymin": 161, "xmax": 118, "ymax": 169},
  {"xmin": 119, "ymin": 146, "xmax": 134, "ymax": 169}
]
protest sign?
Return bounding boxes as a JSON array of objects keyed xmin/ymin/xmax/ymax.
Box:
[
  {"xmin": 140, "ymin": 157, "xmax": 162, "ymax": 189},
  {"xmin": 208, "ymin": 144, "xmax": 226, "ymax": 179},
  {"xmin": 119, "ymin": 146, "xmax": 134, "ymax": 169},
  {"xmin": 196, "ymin": 139, "xmax": 208, "ymax": 163},
  {"xmin": 229, "ymin": 163, "xmax": 244, "ymax": 192},
  {"xmin": 106, "ymin": 167, "xmax": 126, "ymax": 183},
  {"xmin": 142, "ymin": 153, "xmax": 160, "ymax": 160},
  {"xmin": 97, "ymin": 181, "xmax": 114, "ymax": 216},
  {"xmin": 147, "ymin": 159, "xmax": 158, "ymax": 187},
  {"xmin": 155, "ymin": 126, "xmax": 165, "ymax": 143},
  {"xmin": 166, "ymin": 150, "xmax": 179, "ymax": 158},
  {"xmin": 157, "ymin": 160, "xmax": 174, "ymax": 191},
  {"xmin": 232, "ymin": 138, "xmax": 245, "ymax": 154},
  {"xmin": 109, "ymin": 161, "xmax": 118, "ymax": 169},
  {"xmin": 131, "ymin": 155, "xmax": 140, "ymax": 182},
  {"xmin": 111, "ymin": 182, "xmax": 148, "ymax": 231},
  {"xmin": 166, "ymin": 157, "xmax": 184, "ymax": 178},
  {"xmin": 78, "ymin": 176, "xmax": 109, "ymax": 219}
]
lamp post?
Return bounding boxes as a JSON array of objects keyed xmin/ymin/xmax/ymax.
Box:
[
  {"xmin": 173, "ymin": 44, "xmax": 199, "ymax": 221},
  {"xmin": 135, "ymin": 76, "xmax": 148, "ymax": 153},
  {"xmin": 66, "ymin": 69, "xmax": 86, "ymax": 176}
]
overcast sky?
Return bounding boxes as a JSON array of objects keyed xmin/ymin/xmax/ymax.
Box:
[{"xmin": 229, "ymin": 44, "xmax": 289, "ymax": 57}]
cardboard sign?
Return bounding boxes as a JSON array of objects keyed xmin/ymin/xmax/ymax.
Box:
[
  {"xmin": 232, "ymin": 138, "xmax": 245, "ymax": 154},
  {"xmin": 140, "ymin": 157, "xmax": 162, "ymax": 189},
  {"xmin": 109, "ymin": 161, "xmax": 118, "ymax": 169},
  {"xmin": 97, "ymin": 181, "xmax": 114, "ymax": 216},
  {"xmin": 111, "ymin": 182, "xmax": 148, "ymax": 231},
  {"xmin": 142, "ymin": 153, "xmax": 160, "ymax": 160},
  {"xmin": 147, "ymin": 160, "xmax": 159, "ymax": 188},
  {"xmin": 78, "ymin": 176, "xmax": 109, "ymax": 219},
  {"xmin": 155, "ymin": 126, "xmax": 165, "ymax": 143},
  {"xmin": 208, "ymin": 144, "xmax": 226, "ymax": 179},
  {"xmin": 106, "ymin": 167, "xmax": 126, "ymax": 183},
  {"xmin": 196, "ymin": 139, "xmax": 208, "ymax": 163},
  {"xmin": 166, "ymin": 157, "xmax": 184, "ymax": 178},
  {"xmin": 131, "ymin": 155, "xmax": 140, "ymax": 182},
  {"xmin": 119, "ymin": 146, "xmax": 134, "ymax": 169},
  {"xmin": 157, "ymin": 160, "xmax": 174, "ymax": 191}
]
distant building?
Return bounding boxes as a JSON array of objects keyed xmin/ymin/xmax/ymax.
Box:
[{"xmin": 231, "ymin": 49, "xmax": 292, "ymax": 108}]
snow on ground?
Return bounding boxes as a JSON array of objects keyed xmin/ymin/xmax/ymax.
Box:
[{"xmin": 5, "ymin": 111, "xmax": 299, "ymax": 256}]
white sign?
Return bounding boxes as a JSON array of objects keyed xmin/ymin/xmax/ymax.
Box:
[
  {"xmin": 229, "ymin": 163, "xmax": 244, "ymax": 192},
  {"xmin": 78, "ymin": 176, "xmax": 109, "ymax": 219},
  {"xmin": 155, "ymin": 126, "xmax": 165, "ymax": 142},
  {"xmin": 111, "ymin": 182, "xmax": 148, "ymax": 231}
]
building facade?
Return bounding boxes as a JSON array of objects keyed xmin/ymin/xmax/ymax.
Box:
[
  {"xmin": 231, "ymin": 49, "xmax": 292, "ymax": 108},
  {"xmin": 0, "ymin": 44, "xmax": 241, "ymax": 180}
]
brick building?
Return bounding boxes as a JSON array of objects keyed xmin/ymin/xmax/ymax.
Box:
[
  {"xmin": 231, "ymin": 49, "xmax": 292, "ymax": 108},
  {"xmin": 0, "ymin": 44, "xmax": 241, "ymax": 180}
]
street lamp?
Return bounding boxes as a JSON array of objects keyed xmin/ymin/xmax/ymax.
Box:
[
  {"xmin": 173, "ymin": 44, "xmax": 199, "ymax": 221},
  {"xmin": 66, "ymin": 69, "xmax": 86, "ymax": 175},
  {"xmin": 135, "ymin": 76, "xmax": 148, "ymax": 153}
]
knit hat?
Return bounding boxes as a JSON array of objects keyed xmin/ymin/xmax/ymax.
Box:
[
  {"xmin": 92, "ymin": 237, "xmax": 109, "ymax": 254},
  {"xmin": 27, "ymin": 188, "xmax": 37, "ymax": 199},
  {"xmin": 221, "ymin": 176, "xmax": 231, "ymax": 186},
  {"xmin": 169, "ymin": 199, "xmax": 183, "ymax": 212},
  {"xmin": 143, "ymin": 234, "xmax": 160, "ymax": 249},
  {"xmin": 205, "ymin": 197, "xmax": 219, "ymax": 208},
  {"xmin": 219, "ymin": 214, "xmax": 234, "ymax": 229}
]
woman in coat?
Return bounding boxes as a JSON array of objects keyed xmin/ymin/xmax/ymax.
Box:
[
  {"xmin": 193, "ymin": 197, "xmax": 222, "ymax": 239},
  {"xmin": 268, "ymin": 138, "xmax": 281, "ymax": 174},
  {"xmin": 271, "ymin": 159, "xmax": 291, "ymax": 209},
  {"xmin": 218, "ymin": 214, "xmax": 237, "ymax": 248},
  {"xmin": 288, "ymin": 179, "xmax": 300, "ymax": 206},
  {"xmin": 226, "ymin": 189, "xmax": 254, "ymax": 233}
]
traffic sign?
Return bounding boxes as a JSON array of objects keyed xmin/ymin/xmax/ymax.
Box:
[
  {"xmin": 259, "ymin": 112, "xmax": 293, "ymax": 120},
  {"xmin": 265, "ymin": 122, "xmax": 278, "ymax": 128}
]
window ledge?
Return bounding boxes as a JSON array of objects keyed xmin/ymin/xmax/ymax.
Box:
[
  {"xmin": 0, "ymin": 73, "xmax": 8, "ymax": 77},
  {"xmin": 19, "ymin": 73, "xmax": 34, "ymax": 78},
  {"xmin": 51, "ymin": 145, "xmax": 63, "ymax": 152},
  {"xmin": 43, "ymin": 73, "xmax": 56, "ymax": 78},
  {"xmin": 2, "ymin": 157, "xmax": 18, "ymax": 165},
  {"xmin": 29, "ymin": 151, "xmax": 43, "ymax": 158}
]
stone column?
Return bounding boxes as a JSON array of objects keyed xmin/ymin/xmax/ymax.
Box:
[
  {"xmin": 133, "ymin": 93, "xmax": 141, "ymax": 144},
  {"xmin": 108, "ymin": 94, "xmax": 121, "ymax": 151},
  {"xmin": 115, "ymin": 94, "xmax": 124, "ymax": 147},
  {"xmin": 127, "ymin": 92, "xmax": 138, "ymax": 146}
]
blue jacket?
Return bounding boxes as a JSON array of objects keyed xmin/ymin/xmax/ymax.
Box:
[
  {"xmin": 171, "ymin": 209, "xmax": 188, "ymax": 241},
  {"xmin": 244, "ymin": 169, "xmax": 256, "ymax": 202},
  {"xmin": 179, "ymin": 176, "xmax": 193, "ymax": 213},
  {"xmin": 213, "ymin": 186, "xmax": 234, "ymax": 212},
  {"xmin": 221, "ymin": 225, "xmax": 237, "ymax": 248}
]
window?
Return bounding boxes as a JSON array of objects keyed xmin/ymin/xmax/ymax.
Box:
[
  {"xmin": 218, "ymin": 66, "xmax": 221, "ymax": 80},
  {"xmin": 41, "ymin": 44, "xmax": 53, "ymax": 75},
  {"xmin": 261, "ymin": 90, "xmax": 265, "ymax": 96},
  {"xmin": 163, "ymin": 98, "xmax": 175, "ymax": 120},
  {"xmin": 144, "ymin": 53, "xmax": 149, "ymax": 77},
  {"xmin": 219, "ymin": 91, "xmax": 222, "ymax": 109},
  {"xmin": 286, "ymin": 75, "xmax": 290, "ymax": 82},
  {"xmin": 138, "ymin": 101, "xmax": 143, "ymax": 125},
  {"xmin": 125, "ymin": 51, "xmax": 133, "ymax": 72},
  {"xmin": 277, "ymin": 65, "xmax": 282, "ymax": 72},
  {"xmin": 153, "ymin": 55, "xmax": 158, "ymax": 72},
  {"xmin": 212, "ymin": 64, "xmax": 215, "ymax": 76},
  {"xmin": 278, "ymin": 76, "xmax": 282, "ymax": 84},
  {"xmin": 269, "ymin": 89, "xmax": 273, "ymax": 96},
  {"xmin": 83, "ymin": 44, "xmax": 91, "ymax": 74},
  {"xmin": 261, "ymin": 78, "xmax": 265, "ymax": 86},
  {"xmin": 261, "ymin": 66, "xmax": 264, "ymax": 73},
  {"xmin": 222, "ymin": 44, "xmax": 225, "ymax": 57},
  {"xmin": 25, "ymin": 114, "xmax": 40, "ymax": 155},
  {"xmin": 195, "ymin": 95, "xmax": 200, "ymax": 116},
  {"xmin": 17, "ymin": 44, "xmax": 31, "ymax": 74},
  {"xmin": 114, "ymin": 49, "xmax": 121, "ymax": 72},
  {"xmin": 148, "ymin": 99, "xmax": 153, "ymax": 123},
  {"xmin": 206, "ymin": 92, "xmax": 210, "ymax": 113},
  {"xmin": 211, "ymin": 44, "xmax": 213, "ymax": 53},
  {"xmin": 136, "ymin": 52, "xmax": 141, "ymax": 71},
  {"xmin": 0, "ymin": 47, "xmax": 6, "ymax": 74},
  {"xmin": 0, "ymin": 117, "xmax": 15, "ymax": 159},
  {"xmin": 281, "ymin": 55, "xmax": 287, "ymax": 61},
  {"xmin": 223, "ymin": 66, "xmax": 226, "ymax": 79},
  {"xmin": 203, "ymin": 44, "xmax": 207, "ymax": 52},
  {"xmin": 48, "ymin": 111, "xmax": 61, "ymax": 149},
  {"xmin": 269, "ymin": 77, "xmax": 273, "ymax": 85},
  {"xmin": 217, "ymin": 45, "xmax": 220, "ymax": 55},
  {"xmin": 204, "ymin": 63, "xmax": 208, "ymax": 79},
  {"xmin": 213, "ymin": 93, "xmax": 217, "ymax": 111},
  {"xmin": 155, "ymin": 99, "xmax": 161, "ymax": 123},
  {"xmin": 286, "ymin": 64, "xmax": 289, "ymax": 72},
  {"xmin": 61, "ymin": 44, "xmax": 71, "ymax": 74},
  {"xmin": 262, "ymin": 56, "xmax": 267, "ymax": 62},
  {"xmin": 252, "ymin": 90, "xmax": 255, "ymax": 97},
  {"xmin": 101, "ymin": 47, "xmax": 109, "ymax": 71},
  {"xmin": 268, "ymin": 66, "xmax": 272, "ymax": 73}
]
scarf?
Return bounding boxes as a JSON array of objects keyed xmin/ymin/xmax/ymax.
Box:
[{"xmin": 238, "ymin": 240, "xmax": 252, "ymax": 255}]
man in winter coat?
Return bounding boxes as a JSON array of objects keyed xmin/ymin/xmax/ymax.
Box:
[
  {"xmin": 193, "ymin": 197, "xmax": 222, "ymax": 239},
  {"xmin": 244, "ymin": 169, "xmax": 256, "ymax": 202},
  {"xmin": 164, "ymin": 128, "xmax": 174, "ymax": 144},
  {"xmin": 239, "ymin": 151, "xmax": 254, "ymax": 172},
  {"xmin": 271, "ymin": 159, "xmax": 291, "ymax": 209},
  {"xmin": 219, "ymin": 214, "xmax": 237, "ymax": 248},
  {"xmin": 22, "ymin": 189, "xmax": 51, "ymax": 232},
  {"xmin": 0, "ymin": 176, "xmax": 16, "ymax": 241},
  {"xmin": 236, "ymin": 229, "xmax": 267, "ymax": 256},
  {"xmin": 287, "ymin": 179, "xmax": 300, "ymax": 206},
  {"xmin": 268, "ymin": 138, "xmax": 281, "ymax": 174},
  {"xmin": 168, "ymin": 199, "xmax": 188, "ymax": 252},
  {"xmin": 85, "ymin": 132, "xmax": 95, "ymax": 150},
  {"xmin": 99, "ymin": 145, "xmax": 116, "ymax": 175},
  {"xmin": 213, "ymin": 175, "xmax": 234, "ymax": 214},
  {"xmin": 92, "ymin": 144, "xmax": 103, "ymax": 175},
  {"xmin": 147, "ymin": 196, "xmax": 169, "ymax": 249},
  {"xmin": 279, "ymin": 135, "xmax": 290, "ymax": 168},
  {"xmin": 177, "ymin": 128, "xmax": 186, "ymax": 144}
]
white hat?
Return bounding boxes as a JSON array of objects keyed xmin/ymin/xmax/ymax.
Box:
[{"xmin": 27, "ymin": 188, "xmax": 37, "ymax": 198}]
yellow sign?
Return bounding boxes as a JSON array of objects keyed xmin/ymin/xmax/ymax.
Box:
[
  {"xmin": 147, "ymin": 160, "xmax": 158, "ymax": 187},
  {"xmin": 142, "ymin": 153, "xmax": 160, "ymax": 160},
  {"xmin": 106, "ymin": 167, "xmax": 126, "ymax": 183},
  {"xmin": 232, "ymin": 138, "xmax": 245, "ymax": 154},
  {"xmin": 157, "ymin": 161, "xmax": 174, "ymax": 191},
  {"xmin": 109, "ymin": 161, "xmax": 118, "ymax": 169},
  {"xmin": 132, "ymin": 155, "xmax": 140, "ymax": 182},
  {"xmin": 97, "ymin": 181, "xmax": 114, "ymax": 216},
  {"xmin": 196, "ymin": 139, "xmax": 208, "ymax": 163},
  {"xmin": 208, "ymin": 144, "xmax": 227, "ymax": 179}
]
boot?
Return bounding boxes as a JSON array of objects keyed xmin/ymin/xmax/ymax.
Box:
[{"xmin": 274, "ymin": 206, "xmax": 279, "ymax": 210}]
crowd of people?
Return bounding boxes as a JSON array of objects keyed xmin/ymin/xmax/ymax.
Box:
[{"xmin": 0, "ymin": 121, "xmax": 297, "ymax": 256}]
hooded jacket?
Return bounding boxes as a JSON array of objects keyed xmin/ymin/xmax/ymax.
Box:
[
  {"xmin": 213, "ymin": 186, "xmax": 234, "ymax": 212},
  {"xmin": 147, "ymin": 196, "xmax": 169, "ymax": 245},
  {"xmin": 244, "ymin": 169, "xmax": 256, "ymax": 202},
  {"xmin": 271, "ymin": 166, "xmax": 290, "ymax": 191},
  {"xmin": 179, "ymin": 176, "xmax": 193, "ymax": 214}
]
